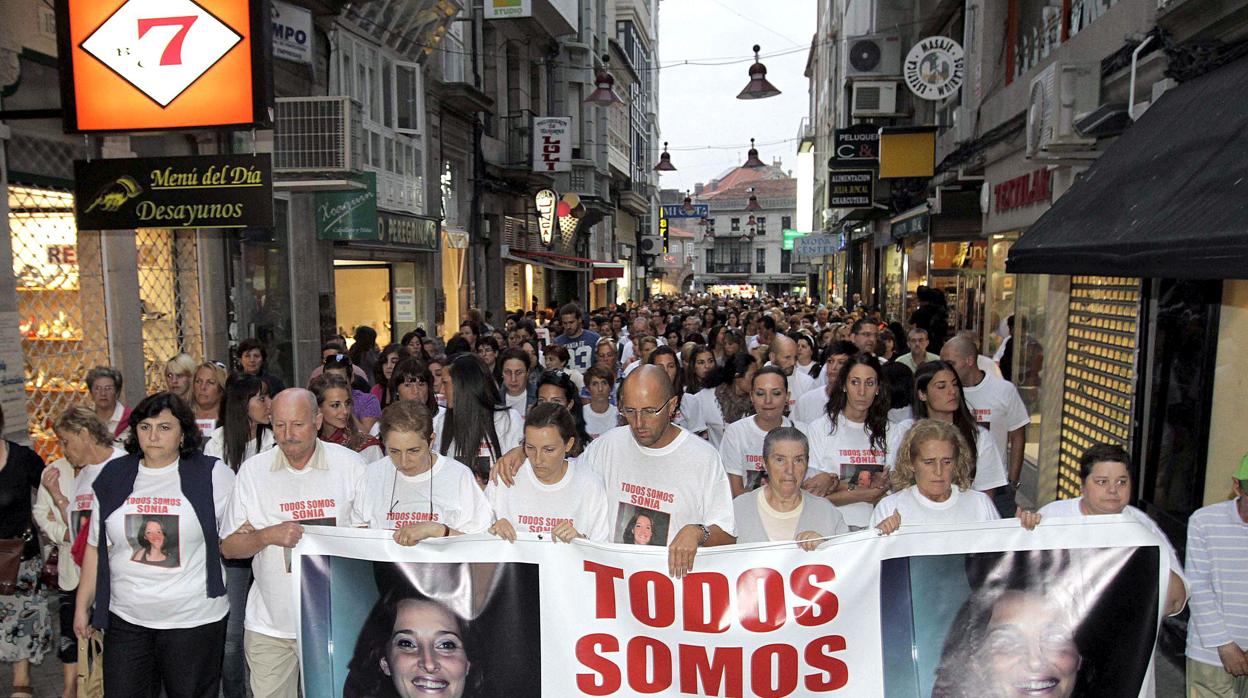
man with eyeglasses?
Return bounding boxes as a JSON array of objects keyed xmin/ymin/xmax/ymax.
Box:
[{"xmin": 494, "ymin": 365, "xmax": 735, "ymax": 578}]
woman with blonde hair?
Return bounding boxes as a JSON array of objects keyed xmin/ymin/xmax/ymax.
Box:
[
  {"xmin": 163, "ymin": 353, "xmax": 198, "ymax": 405},
  {"xmin": 191, "ymin": 361, "xmax": 227, "ymax": 439},
  {"xmin": 871, "ymin": 419, "xmax": 999, "ymax": 534}
]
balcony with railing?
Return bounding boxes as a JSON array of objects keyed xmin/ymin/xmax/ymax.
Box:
[
  {"xmin": 433, "ymin": 21, "xmax": 493, "ymax": 113},
  {"xmin": 482, "ymin": 110, "xmax": 534, "ymax": 171}
]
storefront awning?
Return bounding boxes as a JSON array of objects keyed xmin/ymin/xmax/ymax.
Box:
[
  {"xmin": 1007, "ymin": 56, "xmax": 1248, "ymax": 279},
  {"xmin": 592, "ymin": 262, "xmax": 625, "ymax": 280},
  {"xmin": 504, "ymin": 248, "xmax": 592, "ymax": 273}
]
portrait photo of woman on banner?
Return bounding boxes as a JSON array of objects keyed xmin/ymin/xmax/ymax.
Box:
[{"xmin": 880, "ymin": 547, "xmax": 1162, "ymax": 698}]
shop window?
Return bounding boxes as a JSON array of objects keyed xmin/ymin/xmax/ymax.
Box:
[
  {"xmin": 985, "ymin": 236, "xmax": 1017, "ymax": 356},
  {"xmin": 9, "ymin": 185, "xmax": 110, "ymax": 460},
  {"xmin": 1055, "ymin": 276, "xmax": 1141, "ymax": 499},
  {"xmin": 1011, "ymin": 274, "xmax": 1049, "ymax": 466},
  {"xmin": 1138, "ymin": 279, "xmax": 1221, "ymax": 553},
  {"xmin": 136, "ymin": 229, "xmax": 204, "ymax": 393},
  {"xmin": 229, "ymin": 200, "xmax": 294, "ymax": 388}
]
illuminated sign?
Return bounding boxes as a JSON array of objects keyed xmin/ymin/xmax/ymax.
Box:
[
  {"xmin": 535, "ymin": 189, "xmax": 557, "ymax": 247},
  {"xmin": 56, "ymin": 0, "xmax": 268, "ymax": 132}
]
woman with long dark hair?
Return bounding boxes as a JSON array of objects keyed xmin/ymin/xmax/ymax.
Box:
[
  {"xmin": 370, "ymin": 344, "xmax": 411, "ymax": 409},
  {"xmin": 912, "ymin": 360, "xmax": 1008, "ymax": 494},
  {"xmin": 534, "ymin": 371, "xmax": 591, "ymax": 455},
  {"xmin": 805, "ymin": 355, "xmax": 909, "ymax": 512},
  {"xmin": 389, "ymin": 357, "xmax": 440, "ymax": 416},
  {"xmin": 201, "ymin": 373, "xmax": 272, "ymax": 698},
  {"xmin": 435, "ymin": 354, "xmax": 523, "ymax": 486},
  {"xmin": 688, "ymin": 352, "xmax": 756, "ymax": 448},
  {"xmin": 348, "ymin": 326, "xmax": 380, "ymax": 384}
]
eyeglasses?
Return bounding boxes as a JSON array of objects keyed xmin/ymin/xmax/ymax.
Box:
[{"xmin": 619, "ymin": 397, "xmax": 674, "ymax": 421}]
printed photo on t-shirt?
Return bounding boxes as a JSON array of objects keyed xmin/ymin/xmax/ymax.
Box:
[
  {"xmin": 71, "ymin": 510, "xmax": 92, "ymax": 542},
  {"xmin": 614, "ymin": 504, "xmax": 669, "ymax": 546},
  {"xmin": 125, "ymin": 514, "xmax": 180, "ymax": 568},
  {"xmin": 744, "ymin": 469, "xmax": 768, "ymax": 492},
  {"xmin": 848, "ymin": 464, "xmax": 885, "ymax": 490}
]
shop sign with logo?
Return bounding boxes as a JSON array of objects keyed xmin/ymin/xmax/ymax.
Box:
[
  {"xmin": 74, "ymin": 154, "xmax": 273, "ymax": 229},
  {"xmin": 533, "ymin": 117, "xmax": 572, "ymax": 172},
  {"xmin": 484, "ymin": 0, "xmax": 531, "ymax": 19},
  {"xmin": 56, "ymin": 0, "xmax": 268, "ymax": 132},
  {"xmin": 833, "ymin": 124, "xmax": 879, "ymax": 161},
  {"xmin": 891, "ymin": 211, "xmax": 930, "ymax": 241},
  {"xmin": 535, "ymin": 189, "xmax": 557, "ymax": 246},
  {"xmin": 993, "ymin": 169, "xmax": 1052, "ymax": 213},
  {"xmin": 314, "ymin": 172, "xmax": 378, "ymax": 240},
  {"xmin": 380, "ymin": 212, "xmax": 438, "ymax": 251},
  {"xmin": 828, "ymin": 169, "xmax": 874, "ymax": 208},
  {"xmin": 904, "ymin": 36, "xmax": 965, "ymax": 101},
  {"xmin": 272, "ymin": 0, "xmax": 312, "ymax": 64},
  {"xmin": 659, "ymin": 203, "xmax": 709, "ymax": 219}
]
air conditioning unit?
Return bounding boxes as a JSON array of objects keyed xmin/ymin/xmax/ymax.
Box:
[
  {"xmin": 845, "ymin": 33, "xmax": 903, "ymax": 77},
  {"xmin": 273, "ymin": 96, "xmax": 364, "ymax": 173},
  {"xmin": 1026, "ymin": 62, "xmax": 1098, "ymax": 157},
  {"xmin": 639, "ymin": 236, "xmax": 663, "ymax": 255},
  {"xmin": 851, "ymin": 81, "xmax": 898, "ymax": 117}
]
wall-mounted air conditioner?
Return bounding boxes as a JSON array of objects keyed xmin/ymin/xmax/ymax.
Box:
[
  {"xmin": 1026, "ymin": 62, "xmax": 1098, "ymax": 157},
  {"xmin": 845, "ymin": 33, "xmax": 903, "ymax": 78},
  {"xmin": 851, "ymin": 81, "xmax": 898, "ymax": 117}
]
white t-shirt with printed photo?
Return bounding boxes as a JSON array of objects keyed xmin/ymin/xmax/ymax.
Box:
[
  {"xmin": 219, "ymin": 441, "xmax": 366, "ymax": 639},
  {"xmin": 786, "ymin": 370, "xmax": 817, "ymax": 406},
  {"xmin": 432, "ymin": 408, "xmax": 524, "ymax": 482},
  {"xmin": 689, "ymin": 389, "xmax": 737, "ymax": 449},
  {"xmin": 579, "ymin": 426, "xmax": 735, "ymax": 544},
  {"xmin": 719, "ymin": 416, "xmax": 823, "ymax": 491},
  {"xmin": 961, "ymin": 373, "xmax": 1030, "ymax": 465},
  {"xmin": 484, "ymin": 458, "xmax": 611, "ymax": 542},
  {"xmin": 70, "ymin": 447, "xmax": 128, "ymax": 547},
  {"xmin": 804, "ymin": 413, "xmax": 909, "ymax": 481},
  {"xmin": 351, "ymin": 454, "xmax": 492, "ymax": 534},
  {"xmin": 203, "ymin": 427, "xmax": 276, "ymax": 466},
  {"xmin": 793, "ymin": 387, "xmax": 829, "ymax": 424},
  {"xmin": 583, "ymin": 403, "xmax": 620, "ymax": 439},
  {"xmin": 89, "ymin": 458, "xmax": 235, "ymax": 629},
  {"xmin": 1036, "ymin": 498, "xmax": 1187, "ymax": 583},
  {"xmin": 869, "ymin": 485, "xmax": 1001, "ymax": 527}
]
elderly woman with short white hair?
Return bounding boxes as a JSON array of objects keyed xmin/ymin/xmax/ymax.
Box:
[{"xmin": 732, "ymin": 426, "xmax": 847, "ymax": 549}]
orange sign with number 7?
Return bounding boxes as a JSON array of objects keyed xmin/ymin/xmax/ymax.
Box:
[{"xmin": 56, "ymin": 0, "xmax": 267, "ymax": 132}]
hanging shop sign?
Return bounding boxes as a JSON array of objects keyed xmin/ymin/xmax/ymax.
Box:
[
  {"xmin": 659, "ymin": 203, "xmax": 709, "ymax": 219},
  {"xmin": 379, "ymin": 211, "xmax": 438, "ymax": 251},
  {"xmin": 533, "ymin": 117, "xmax": 572, "ymax": 172},
  {"xmin": 56, "ymin": 0, "xmax": 268, "ymax": 132},
  {"xmin": 794, "ymin": 234, "xmax": 843, "ymax": 258},
  {"xmin": 904, "ymin": 36, "xmax": 965, "ymax": 101},
  {"xmin": 993, "ymin": 168, "xmax": 1052, "ymax": 213},
  {"xmin": 535, "ymin": 189, "xmax": 558, "ymax": 246},
  {"xmin": 272, "ymin": 0, "xmax": 313, "ymax": 64},
  {"xmin": 73, "ymin": 154, "xmax": 273, "ymax": 229},
  {"xmin": 891, "ymin": 211, "xmax": 930, "ymax": 241},
  {"xmin": 833, "ymin": 124, "xmax": 880, "ymax": 161},
  {"xmin": 484, "ymin": 0, "xmax": 531, "ymax": 19},
  {"xmin": 781, "ymin": 228, "xmax": 807, "ymax": 251},
  {"xmin": 828, "ymin": 169, "xmax": 875, "ymax": 208},
  {"xmin": 314, "ymin": 172, "xmax": 378, "ymax": 240}
]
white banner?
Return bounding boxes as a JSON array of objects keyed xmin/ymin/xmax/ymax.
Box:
[
  {"xmin": 295, "ymin": 517, "xmax": 1166, "ymax": 697},
  {"xmin": 533, "ymin": 117, "xmax": 572, "ymax": 173}
]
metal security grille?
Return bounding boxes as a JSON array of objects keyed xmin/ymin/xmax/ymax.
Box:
[
  {"xmin": 136, "ymin": 228, "xmax": 204, "ymax": 394},
  {"xmin": 8, "ymin": 185, "xmax": 110, "ymax": 460},
  {"xmin": 1056, "ymin": 276, "xmax": 1141, "ymax": 499}
]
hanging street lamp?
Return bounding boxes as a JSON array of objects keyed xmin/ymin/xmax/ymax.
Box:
[
  {"xmin": 584, "ymin": 54, "xmax": 622, "ymax": 106},
  {"xmin": 743, "ymin": 139, "xmax": 766, "ymax": 168},
  {"xmin": 654, "ymin": 142, "xmax": 676, "ymax": 171},
  {"xmin": 737, "ymin": 44, "xmax": 782, "ymax": 100}
]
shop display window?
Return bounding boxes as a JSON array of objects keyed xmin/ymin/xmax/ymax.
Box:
[
  {"xmin": 9, "ymin": 185, "xmax": 110, "ymax": 460},
  {"xmin": 882, "ymin": 244, "xmax": 903, "ymax": 321},
  {"xmin": 136, "ymin": 228, "xmax": 204, "ymax": 393},
  {"xmin": 1011, "ymin": 274, "xmax": 1049, "ymax": 466},
  {"xmin": 1056, "ymin": 276, "xmax": 1141, "ymax": 499},
  {"xmin": 985, "ymin": 236, "xmax": 1017, "ymax": 355},
  {"xmin": 229, "ymin": 201, "xmax": 294, "ymax": 388}
]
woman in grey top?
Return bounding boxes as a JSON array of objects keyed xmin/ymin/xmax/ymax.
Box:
[{"xmin": 733, "ymin": 427, "xmax": 848, "ymax": 548}]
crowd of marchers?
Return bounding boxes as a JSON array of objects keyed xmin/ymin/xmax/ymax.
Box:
[{"xmin": 0, "ymin": 289, "xmax": 1244, "ymax": 698}]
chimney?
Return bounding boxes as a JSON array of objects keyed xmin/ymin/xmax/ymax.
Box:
[{"xmin": 694, "ymin": 182, "xmax": 704, "ymax": 195}]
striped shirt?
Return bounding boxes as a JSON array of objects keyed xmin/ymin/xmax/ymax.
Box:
[{"xmin": 1185, "ymin": 498, "xmax": 1248, "ymax": 667}]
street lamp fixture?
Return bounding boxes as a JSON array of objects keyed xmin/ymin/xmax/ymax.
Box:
[
  {"xmin": 584, "ymin": 54, "xmax": 622, "ymax": 106},
  {"xmin": 654, "ymin": 142, "xmax": 676, "ymax": 171},
  {"xmin": 737, "ymin": 45, "xmax": 782, "ymax": 100},
  {"xmin": 681, "ymin": 192, "xmax": 696, "ymax": 215},
  {"xmin": 743, "ymin": 139, "xmax": 766, "ymax": 168}
]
